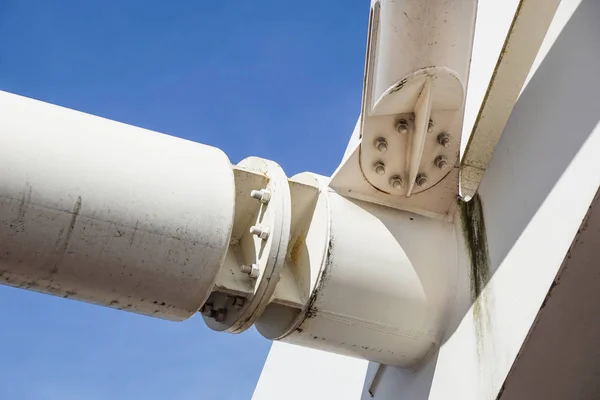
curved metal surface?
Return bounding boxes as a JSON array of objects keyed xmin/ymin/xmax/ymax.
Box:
[{"xmin": 0, "ymin": 91, "xmax": 235, "ymax": 321}]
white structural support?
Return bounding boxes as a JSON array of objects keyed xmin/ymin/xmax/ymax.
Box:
[
  {"xmin": 330, "ymin": 0, "xmax": 477, "ymax": 218},
  {"xmin": 0, "ymin": 91, "xmax": 457, "ymax": 367},
  {"xmin": 254, "ymin": 0, "xmax": 600, "ymax": 398},
  {"xmin": 460, "ymin": 0, "xmax": 561, "ymax": 199},
  {"xmin": 0, "ymin": 92, "xmax": 235, "ymax": 321},
  {"xmin": 2, "ymin": 0, "xmax": 600, "ymax": 399}
]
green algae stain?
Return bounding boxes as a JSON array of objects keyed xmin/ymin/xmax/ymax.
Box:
[
  {"xmin": 459, "ymin": 194, "xmax": 492, "ymax": 356},
  {"xmin": 460, "ymin": 194, "xmax": 490, "ymax": 302}
]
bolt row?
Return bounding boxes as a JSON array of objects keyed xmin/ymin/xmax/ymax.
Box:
[{"xmin": 237, "ymin": 188, "xmax": 273, "ymax": 280}]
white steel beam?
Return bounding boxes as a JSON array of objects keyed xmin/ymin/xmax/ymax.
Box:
[
  {"xmin": 460, "ymin": 0, "xmax": 561, "ymax": 198},
  {"xmin": 252, "ymin": 342, "xmax": 368, "ymax": 400},
  {"xmin": 498, "ymin": 187, "xmax": 600, "ymax": 398}
]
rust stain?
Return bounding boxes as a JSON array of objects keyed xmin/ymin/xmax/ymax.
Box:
[{"xmin": 290, "ymin": 235, "xmax": 305, "ymax": 265}]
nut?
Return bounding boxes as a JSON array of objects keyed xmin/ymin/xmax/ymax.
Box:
[
  {"xmin": 416, "ymin": 173, "xmax": 428, "ymax": 187},
  {"xmin": 232, "ymin": 297, "xmax": 246, "ymax": 308},
  {"xmin": 373, "ymin": 161, "xmax": 386, "ymax": 175},
  {"xmin": 389, "ymin": 175, "xmax": 403, "ymax": 189},
  {"xmin": 215, "ymin": 308, "xmax": 227, "ymax": 322},
  {"xmin": 375, "ymin": 137, "xmax": 388, "ymax": 153},
  {"xmin": 241, "ymin": 263, "xmax": 260, "ymax": 278},
  {"xmin": 428, "ymin": 119, "xmax": 434, "ymax": 133},
  {"xmin": 395, "ymin": 119, "xmax": 409, "ymax": 134},
  {"xmin": 250, "ymin": 225, "xmax": 269, "ymax": 240},
  {"xmin": 434, "ymin": 155, "xmax": 448, "ymax": 169},
  {"xmin": 200, "ymin": 303, "xmax": 213, "ymax": 317},
  {"xmin": 437, "ymin": 133, "xmax": 450, "ymax": 148},
  {"xmin": 250, "ymin": 189, "xmax": 271, "ymax": 204}
]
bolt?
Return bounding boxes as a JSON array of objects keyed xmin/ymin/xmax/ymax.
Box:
[
  {"xmin": 389, "ymin": 175, "xmax": 403, "ymax": 189},
  {"xmin": 395, "ymin": 119, "xmax": 409, "ymax": 134},
  {"xmin": 232, "ymin": 297, "xmax": 246, "ymax": 308},
  {"xmin": 428, "ymin": 119, "xmax": 434, "ymax": 133},
  {"xmin": 373, "ymin": 162, "xmax": 386, "ymax": 175},
  {"xmin": 215, "ymin": 308, "xmax": 227, "ymax": 322},
  {"xmin": 375, "ymin": 137, "xmax": 388, "ymax": 153},
  {"xmin": 437, "ymin": 132, "xmax": 450, "ymax": 148},
  {"xmin": 250, "ymin": 225, "xmax": 270, "ymax": 240},
  {"xmin": 241, "ymin": 263, "xmax": 260, "ymax": 279},
  {"xmin": 200, "ymin": 303, "xmax": 213, "ymax": 317},
  {"xmin": 250, "ymin": 189, "xmax": 271, "ymax": 204},
  {"xmin": 416, "ymin": 173, "xmax": 428, "ymax": 187},
  {"xmin": 434, "ymin": 155, "xmax": 448, "ymax": 169}
]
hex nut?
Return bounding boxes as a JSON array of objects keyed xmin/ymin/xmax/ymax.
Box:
[
  {"xmin": 416, "ymin": 173, "xmax": 428, "ymax": 187},
  {"xmin": 434, "ymin": 155, "xmax": 448, "ymax": 169},
  {"xmin": 250, "ymin": 225, "xmax": 270, "ymax": 240},
  {"xmin": 250, "ymin": 189, "xmax": 271, "ymax": 204},
  {"xmin": 395, "ymin": 119, "xmax": 409, "ymax": 134},
  {"xmin": 375, "ymin": 137, "xmax": 388, "ymax": 153},
  {"xmin": 437, "ymin": 133, "xmax": 450, "ymax": 148},
  {"xmin": 428, "ymin": 119, "xmax": 434, "ymax": 133},
  {"xmin": 389, "ymin": 175, "xmax": 403, "ymax": 189},
  {"xmin": 373, "ymin": 161, "xmax": 386, "ymax": 175}
]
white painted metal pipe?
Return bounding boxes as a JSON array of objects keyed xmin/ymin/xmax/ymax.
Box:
[
  {"xmin": 256, "ymin": 174, "xmax": 457, "ymax": 367},
  {"xmin": 0, "ymin": 91, "xmax": 235, "ymax": 321}
]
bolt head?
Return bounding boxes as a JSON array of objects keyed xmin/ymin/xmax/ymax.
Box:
[
  {"xmin": 215, "ymin": 309, "xmax": 227, "ymax": 322},
  {"xmin": 416, "ymin": 173, "xmax": 428, "ymax": 187},
  {"xmin": 250, "ymin": 225, "xmax": 269, "ymax": 240},
  {"xmin": 375, "ymin": 137, "xmax": 388, "ymax": 153},
  {"xmin": 434, "ymin": 155, "xmax": 448, "ymax": 169},
  {"xmin": 232, "ymin": 297, "xmax": 246, "ymax": 308},
  {"xmin": 249, "ymin": 264, "xmax": 260, "ymax": 278},
  {"xmin": 389, "ymin": 176, "xmax": 403, "ymax": 189},
  {"xmin": 201, "ymin": 303, "xmax": 213, "ymax": 317},
  {"xmin": 395, "ymin": 119, "xmax": 409, "ymax": 134},
  {"xmin": 373, "ymin": 162, "xmax": 386, "ymax": 175},
  {"xmin": 437, "ymin": 133, "xmax": 450, "ymax": 148},
  {"xmin": 241, "ymin": 263, "xmax": 260, "ymax": 279},
  {"xmin": 240, "ymin": 264, "xmax": 251, "ymax": 274},
  {"xmin": 250, "ymin": 189, "xmax": 271, "ymax": 204}
]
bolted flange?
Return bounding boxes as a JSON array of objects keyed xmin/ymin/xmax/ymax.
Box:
[{"xmin": 202, "ymin": 157, "xmax": 292, "ymax": 335}]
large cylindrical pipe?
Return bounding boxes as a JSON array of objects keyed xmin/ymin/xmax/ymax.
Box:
[
  {"xmin": 0, "ymin": 91, "xmax": 235, "ymax": 321},
  {"xmin": 256, "ymin": 174, "xmax": 457, "ymax": 367}
]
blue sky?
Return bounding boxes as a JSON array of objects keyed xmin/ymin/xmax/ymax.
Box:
[{"xmin": 0, "ymin": 1, "xmax": 367, "ymax": 399}]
